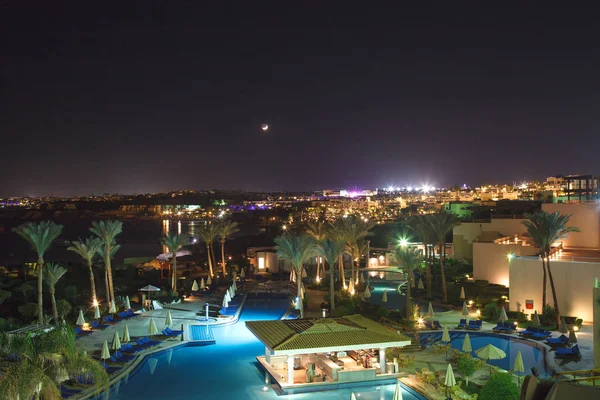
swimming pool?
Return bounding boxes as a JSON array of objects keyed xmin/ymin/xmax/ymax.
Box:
[
  {"xmin": 418, "ymin": 331, "xmax": 552, "ymax": 377},
  {"xmin": 368, "ymin": 280, "xmax": 448, "ymax": 313},
  {"xmin": 98, "ymin": 294, "xmax": 426, "ymax": 400}
]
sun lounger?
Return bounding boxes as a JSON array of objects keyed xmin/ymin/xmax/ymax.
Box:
[
  {"xmin": 111, "ymin": 350, "xmax": 135, "ymax": 363},
  {"xmin": 163, "ymin": 327, "xmax": 184, "ymax": 337},
  {"xmin": 494, "ymin": 322, "xmax": 516, "ymax": 333},
  {"xmin": 100, "ymin": 362, "xmax": 121, "ymax": 374},
  {"xmin": 137, "ymin": 336, "xmax": 160, "ymax": 347},
  {"xmin": 219, "ymin": 307, "xmax": 238, "ymax": 316},
  {"xmin": 466, "ymin": 320, "xmax": 482, "ymax": 330},
  {"xmin": 518, "ymin": 326, "xmax": 537, "ymax": 337},
  {"xmin": 546, "ymin": 334, "xmax": 569, "ymax": 346},
  {"xmin": 531, "ymin": 331, "xmax": 552, "ymax": 340},
  {"xmin": 457, "ymin": 319, "xmax": 467, "ymax": 329},
  {"xmin": 125, "ymin": 309, "xmax": 139, "ymax": 318},
  {"xmin": 121, "ymin": 343, "xmax": 145, "ymax": 354},
  {"xmin": 74, "ymin": 326, "xmax": 93, "ymax": 338},
  {"xmin": 432, "ymin": 321, "xmax": 443, "ymax": 330},
  {"xmin": 555, "ymin": 344, "xmax": 580, "ymax": 358},
  {"xmin": 91, "ymin": 320, "xmax": 109, "ymax": 330}
]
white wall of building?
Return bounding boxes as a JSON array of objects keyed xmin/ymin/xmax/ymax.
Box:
[
  {"xmin": 509, "ymin": 256, "xmax": 600, "ymax": 323},
  {"xmin": 473, "ymin": 242, "xmax": 538, "ymax": 286},
  {"xmin": 453, "ymin": 218, "xmax": 528, "ymax": 260},
  {"xmin": 541, "ymin": 203, "xmax": 600, "ymax": 249}
]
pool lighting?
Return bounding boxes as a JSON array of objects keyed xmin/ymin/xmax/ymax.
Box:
[
  {"xmin": 399, "ymin": 238, "xmax": 408, "ymax": 247},
  {"xmin": 417, "ymin": 317, "xmax": 424, "ymax": 324},
  {"xmin": 514, "ymin": 321, "xmax": 518, "ymax": 326},
  {"xmin": 92, "ymin": 299, "xmax": 99, "ymax": 307},
  {"xmin": 262, "ymin": 386, "xmax": 269, "ymax": 392},
  {"xmin": 507, "ymin": 253, "xmax": 514, "ymax": 260},
  {"xmin": 573, "ymin": 326, "xmax": 579, "ymax": 332},
  {"xmin": 282, "ymin": 225, "xmax": 287, "ymax": 230},
  {"xmin": 468, "ymin": 300, "xmax": 474, "ymax": 306}
]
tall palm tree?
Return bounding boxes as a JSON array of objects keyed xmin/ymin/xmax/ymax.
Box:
[
  {"xmin": 340, "ymin": 217, "xmax": 374, "ymax": 287},
  {"xmin": 0, "ymin": 325, "xmax": 109, "ymax": 399},
  {"xmin": 13, "ymin": 221, "xmax": 64, "ymax": 324},
  {"xmin": 217, "ymin": 220, "xmax": 239, "ymax": 276},
  {"xmin": 90, "ymin": 220, "xmax": 123, "ymax": 305},
  {"xmin": 96, "ymin": 242, "xmax": 121, "ymax": 304},
  {"xmin": 407, "ymin": 215, "xmax": 434, "ymax": 298},
  {"xmin": 44, "ymin": 263, "xmax": 67, "ymax": 325},
  {"xmin": 275, "ymin": 234, "xmax": 317, "ymax": 318},
  {"xmin": 197, "ymin": 222, "xmax": 219, "ymax": 277},
  {"xmin": 317, "ymin": 239, "xmax": 345, "ymax": 312},
  {"xmin": 306, "ymin": 221, "xmax": 327, "ymax": 281},
  {"xmin": 429, "ymin": 212, "xmax": 461, "ymax": 303},
  {"xmin": 394, "ymin": 246, "xmax": 423, "ymax": 318},
  {"xmin": 523, "ymin": 211, "xmax": 579, "ymax": 326},
  {"xmin": 327, "ymin": 219, "xmax": 348, "ymax": 289},
  {"xmin": 160, "ymin": 232, "xmax": 189, "ymax": 291},
  {"xmin": 68, "ymin": 237, "xmax": 103, "ymax": 304}
]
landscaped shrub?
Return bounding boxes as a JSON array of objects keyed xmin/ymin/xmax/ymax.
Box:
[
  {"xmin": 457, "ymin": 355, "xmax": 479, "ymax": 386},
  {"xmin": 542, "ymin": 304, "xmax": 557, "ymax": 325},
  {"xmin": 18, "ymin": 302, "xmax": 38, "ymax": 321},
  {"xmin": 506, "ymin": 311, "xmax": 527, "ymax": 322},
  {"xmin": 482, "ymin": 302, "xmax": 499, "ymax": 320},
  {"xmin": 56, "ymin": 299, "xmax": 72, "ymax": 320},
  {"xmin": 480, "ymin": 372, "xmax": 519, "ymax": 400},
  {"xmin": 376, "ymin": 306, "xmax": 390, "ymax": 318}
]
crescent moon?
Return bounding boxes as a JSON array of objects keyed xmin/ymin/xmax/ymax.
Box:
[{"xmin": 261, "ymin": 124, "xmax": 269, "ymax": 131}]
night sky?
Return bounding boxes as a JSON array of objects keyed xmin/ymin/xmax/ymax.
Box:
[{"xmin": 2, "ymin": 3, "xmax": 599, "ymax": 196}]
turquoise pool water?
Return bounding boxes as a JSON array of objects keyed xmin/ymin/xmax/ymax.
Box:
[
  {"xmin": 368, "ymin": 280, "xmax": 447, "ymax": 313},
  {"xmin": 100, "ymin": 294, "xmax": 425, "ymax": 400},
  {"xmin": 418, "ymin": 331, "xmax": 552, "ymax": 377}
]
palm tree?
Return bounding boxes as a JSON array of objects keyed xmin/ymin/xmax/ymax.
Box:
[
  {"xmin": 68, "ymin": 237, "xmax": 103, "ymax": 304},
  {"xmin": 197, "ymin": 222, "xmax": 219, "ymax": 277},
  {"xmin": 90, "ymin": 220, "xmax": 123, "ymax": 305},
  {"xmin": 160, "ymin": 232, "xmax": 189, "ymax": 291},
  {"xmin": 44, "ymin": 263, "xmax": 68, "ymax": 325},
  {"xmin": 306, "ymin": 221, "xmax": 327, "ymax": 281},
  {"xmin": 407, "ymin": 215, "xmax": 434, "ymax": 298},
  {"xmin": 429, "ymin": 212, "xmax": 461, "ymax": 303},
  {"xmin": 317, "ymin": 239, "xmax": 345, "ymax": 312},
  {"xmin": 340, "ymin": 217, "xmax": 374, "ymax": 287},
  {"xmin": 394, "ymin": 246, "xmax": 423, "ymax": 318},
  {"xmin": 523, "ymin": 211, "xmax": 579, "ymax": 326},
  {"xmin": 275, "ymin": 234, "xmax": 317, "ymax": 318},
  {"xmin": 327, "ymin": 219, "xmax": 348, "ymax": 289},
  {"xmin": 96, "ymin": 242, "xmax": 121, "ymax": 304},
  {"xmin": 13, "ymin": 221, "xmax": 64, "ymax": 324},
  {"xmin": 0, "ymin": 325, "xmax": 109, "ymax": 399},
  {"xmin": 217, "ymin": 220, "xmax": 239, "ymax": 276}
]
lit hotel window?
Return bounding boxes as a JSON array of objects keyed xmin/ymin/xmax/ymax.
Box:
[{"xmin": 258, "ymin": 257, "xmax": 265, "ymax": 269}]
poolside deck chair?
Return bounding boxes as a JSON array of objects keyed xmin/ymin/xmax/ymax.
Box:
[
  {"xmin": 432, "ymin": 321, "xmax": 443, "ymax": 330},
  {"xmin": 518, "ymin": 326, "xmax": 537, "ymax": 337},
  {"xmin": 91, "ymin": 320, "xmax": 110, "ymax": 330},
  {"xmin": 492, "ymin": 323, "xmax": 504, "ymax": 332},
  {"xmin": 163, "ymin": 327, "xmax": 184, "ymax": 336},
  {"xmin": 456, "ymin": 319, "xmax": 467, "ymax": 329},
  {"xmin": 531, "ymin": 331, "xmax": 552, "ymax": 340},
  {"xmin": 555, "ymin": 344, "xmax": 580, "ymax": 359},
  {"xmin": 100, "ymin": 362, "xmax": 121, "ymax": 374},
  {"xmin": 74, "ymin": 326, "xmax": 92, "ymax": 338},
  {"xmin": 466, "ymin": 320, "xmax": 482, "ymax": 330},
  {"xmin": 113, "ymin": 350, "xmax": 135, "ymax": 362},
  {"xmin": 121, "ymin": 343, "xmax": 145, "ymax": 354},
  {"xmin": 137, "ymin": 336, "xmax": 160, "ymax": 347},
  {"xmin": 546, "ymin": 334, "xmax": 569, "ymax": 346}
]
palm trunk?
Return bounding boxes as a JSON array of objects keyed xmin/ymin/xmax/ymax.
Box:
[
  {"xmin": 297, "ymin": 266, "xmax": 304, "ymax": 318},
  {"xmin": 206, "ymin": 245, "xmax": 214, "ymax": 277},
  {"xmin": 210, "ymin": 242, "xmax": 218, "ymax": 275},
  {"xmin": 220, "ymin": 239, "xmax": 227, "ymax": 275},
  {"xmin": 172, "ymin": 257, "xmax": 178, "ymax": 292},
  {"xmin": 330, "ymin": 261, "xmax": 335, "ymax": 311},
  {"xmin": 37, "ymin": 257, "xmax": 44, "ymax": 324},
  {"xmin": 439, "ymin": 241, "xmax": 448, "ymax": 303},
  {"xmin": 339, "ymin": 254, "xmax": 346, "ymax": 288},
  {"xmin": 105, "ymin": 246, "xmax": 115, "ymax": 305},
  {"xmin": 547, "ymin": 259, "xmax": 561, "ymax": 327},
  {"xmin": 406, "ymin": 273, "xmax": 412, "ymax": 319},
  {"xmin": 541, "ymin": 255, "xmax": 547, "ymax": 310},
  {"xmin": 87, "ymin": 262, "xmax": 97, "ymax": 303},
  {"xmin": 104, "ymin": 268, "xmax": 110, "ymax": 303},
  {"xmin": 50, "ymin": 288, "xmax": 58, "ymax": 325},
  {"xmin": 424, "ymin": 245, "xmax": 432, "ymax": 298}
]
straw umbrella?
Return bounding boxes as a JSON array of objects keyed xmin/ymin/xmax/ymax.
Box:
[
  {"xmin": 459, "ymin": 286, "xmax": 466, "ymax": 300},
  {"xmin": 444, "ymin": 363, "xmax": 457, "ymax": 399},
  {"xmin": 225, "ymin": 291, "xmax": 231, "ymax": 302},
  {"xmin": 359, "ymin": 273, "xmax": 365, "ymax": 284},
  {"xmin": 532, "ymin": 311, "xmax": 541, "ymax": 327},
  {"xmin": 191, "ymin": 280, "xmax": 199, "ymax": 291},
  {"xmin": 499, "ymin": 307, "xmax": 508, "ymax": 322},
  {"xmin": 441, "ymin": 325, "xmax": 450, "ymax": 343},
  {"xmin": 100, "ymin": 340, "xmax": 110, "ymax": 363},
  {"xmin": 559, "ymin": 317, "xmax": 568, "ymax": 334},
  {"xmin": 148, "ymin": 318, "xmax": 158, "ymax": 336},
  {"xmin": 568, "ymin": 329, "xmax": 577, "ymax": 346},
  {"xmin": 364, "ymin": 286, "xmax": 371, "ymax": 299},
  {"xmin": 240, "ymin": 268, "xmax": 246, "ymax": 279},
  {"xmin": 125, "ymin": 296, "xmax": 131, "ymax": 310},
  {"xmin": 112, "ymin": 330, "xmax": 121, "ymax": 350},
  {"xmin": 462, "ymin": 333, "xmax": 472, "ymax": 353},
  {"xmin": 417, "ymin": 277, "xmax": 424, "ymax": 290},
  {"xmin": 350, "ymin": 393, "xmax": 357, "ymax": 400},
  {"xmin": 200, "ymin": 278, "xmax": 205, "ymax": 289},
  {"xmin": 427, "ymin": 302, "xmax": 435, "ymax": 320},
  {"xmin": 222, "ymin": 296, "xmax": 229, "ymax": 308},
  {"xmin": 94, "ymin": 305, "xmax": 101, "ymax": 320},
  {"xmin": 233, "ymin": 280, "xmax": 237, "ymax": 291},
  {"xmin": 76, "ymin": 309, "xmax": 85, "ymax": 326},
  {"xmin": 109, "ymin": 300, "xmax": 116, "ymax": 314},
  {"xmin": 122, "ymin": 325, "xmax": 131, "ymax": 342},
  {"xmin": 165, "ymin": 310, "xmax": 173, "ymax": 328},
  {"xmin": 514, "ymin": 351, "xmax": 525, "ymax": 387},
  {"xmin": 393, "ymin": 380, "xmax": 403, "ymax": 400},
  {"xmin": 462, "ymin": 302, "xmax": 469, "ymax": 318},
  {"xmin": 207, "ymin": 275, "xmax": 212, "ymax": 286},
  {"xmin": 382, "ymin": 290, "xmax": 388, "ymax": 303},
  {"xmin": 475, "ymin": 344, "xmax": 506, "ymax": 374}
]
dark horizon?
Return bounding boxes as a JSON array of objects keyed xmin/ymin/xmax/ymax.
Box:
[{"xmin": 2, "ymin": 3, "xmax": 599, "ymax": 197}]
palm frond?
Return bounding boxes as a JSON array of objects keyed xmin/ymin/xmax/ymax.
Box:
[{"xmin": 13, "ymin": 221, "xmax": 64, "ymax": 259}]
